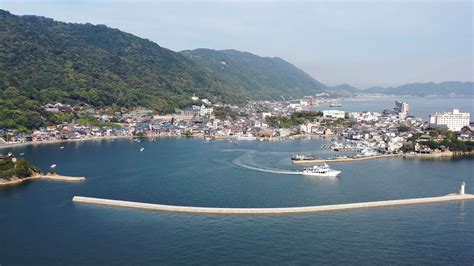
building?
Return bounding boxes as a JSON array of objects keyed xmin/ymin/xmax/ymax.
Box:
[
  {"xmin": 394, "ymin": 101, "xmax": 409, "ymax": 119},
  {"xmin": 323, "ymin": 110, "xmax": 345, "ymax": 119},
  {"xmin": 429, "ymin": 109, "xmax": 470, "ymax": 131}
]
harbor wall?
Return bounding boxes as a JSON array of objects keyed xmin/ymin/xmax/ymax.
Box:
[
  {"xmin": 73, "ymin": 193, "xmax": 474, "ymax": 215},
  {"xmin": 292, "ymin": 153, "xmax": 401, "ymax": 164}
]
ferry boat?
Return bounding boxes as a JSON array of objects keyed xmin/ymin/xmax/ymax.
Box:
[
  {"xmin": 291, "ymin": 154, "xmax": 319, "ymax": 161},
  {"xmin": 302, "ymin": 163, "xmax": 341, "ymax": 177}
]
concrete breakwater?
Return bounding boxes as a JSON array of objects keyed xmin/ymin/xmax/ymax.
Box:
[
  {"xmin": 73, "ymin": 193, "xmax": 474, "ymax": 215},
  {"xmin": 292, "ymin": 154, "xmax": 401, "ymax": 165}
]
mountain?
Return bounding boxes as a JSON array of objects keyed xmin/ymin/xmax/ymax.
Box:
[
  {"xmin": 0, "ymin": 9, "xmax": 245, "ymax": 121},
  {"xmin": 325, "ymin": 83, "xmax": 360, "ymax": 95},
  {"xmin": 364, "ymin": 82, "xmax": 473, "ymax": 96},
  {"xmin": 180, "ymin": 49, "xmax": 326, "ymax": 100}
]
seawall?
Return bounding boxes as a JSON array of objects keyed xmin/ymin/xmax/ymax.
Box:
[
  {"xmin": 72, "ymin": 193, "xmax": 474, "ymax": 215},
  {"xmin": 292, "ymin": 154, "xmax": 401, "ymax": 164}
]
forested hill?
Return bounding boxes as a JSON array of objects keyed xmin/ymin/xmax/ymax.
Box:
[
  {"xmin": 181, "ymin": 49, "xmax": 326, "ymax": 100},
  {"xmin": 0, "ymin": 9, "xmax": 246, "ymax": 119}
]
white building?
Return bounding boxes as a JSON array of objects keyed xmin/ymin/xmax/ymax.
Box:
[
  {"xmin": 323, "ymin": 110, "xmax": 345, "ymax": 119},
  {"xmin": 429, "ymin": 109, "xmax": 470, "ymax": 131}
]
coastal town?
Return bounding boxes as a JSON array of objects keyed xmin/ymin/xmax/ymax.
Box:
[{"xmin": 1, "ymin": 96, "xmax": 473, "ymax": 161}]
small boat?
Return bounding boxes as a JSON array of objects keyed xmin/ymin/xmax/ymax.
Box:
[
  {"xmin": 50, "ymin": 164, "xmax": 57, "ymax": 169},
  {"xmin": 301, "ymin": 163, "xmax": 341, "ymax": 177},
  {"xmin": 60, "ymin": 146, "xmax": 65, "ymax": 149},
  {"xmin": 140, "ymin": 147, "xmax": 145, "ymax": 152},
  {"xmin": 19, "ymin": 153, "xmax": 25, "ymax": 156},
  {"xmin": 7, "ymin": 152, "xmax": 13, "ymax": 157}
]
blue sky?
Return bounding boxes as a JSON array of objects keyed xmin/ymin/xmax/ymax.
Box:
[{"xmin": 2, "ymin": 0, "xmax": 473, "ymax": 88}]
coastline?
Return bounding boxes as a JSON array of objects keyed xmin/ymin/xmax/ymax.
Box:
[
  {"xmin": 0, "ymin": 135, "xmax": 131, "ymax": 150},
  {"xmin": 0, "ymin": 133, "xmax": 331, "ymax": 150},
  {"xmin": 0, "ymin": 173, "xmax": 85, "ymax": 186}
]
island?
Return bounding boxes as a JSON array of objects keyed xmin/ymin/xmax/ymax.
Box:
[{"xmin": 0, "ymin": 155, "xmax": 85, "ymax": 186}]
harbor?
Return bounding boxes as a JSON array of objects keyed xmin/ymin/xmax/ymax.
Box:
[
  {"xmin": 292, "ymin": 153, "xmax": 401, "ymax": 164},
  {"xmin": 73, "ymin": 183, "xmax": 473, "ymax": 215}
]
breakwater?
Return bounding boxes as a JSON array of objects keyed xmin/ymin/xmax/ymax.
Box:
[
  {"xmin": 72, "ymin": 193, "xmax": 474, "ymax": 215},
  {"xmin": 292, "ymin": 153, "xmax": 401, "ymax": 164}
]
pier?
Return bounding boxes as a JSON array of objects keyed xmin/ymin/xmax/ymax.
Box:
[
  {"xmin": 73, "ymin": 188, "xmax": 474, "ymax": 215},
  {"xmin": 292, "ymin": 153, "xmax": 401, "ymax": 164}
]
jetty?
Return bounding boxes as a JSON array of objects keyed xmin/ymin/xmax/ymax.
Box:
[
  {"xmin": 292, "ymin": 153, "xmax": 400, "ymax": 164},
  {"xmin": 73, "ymin": 183, "xmax": 473, "ymax": 215}
]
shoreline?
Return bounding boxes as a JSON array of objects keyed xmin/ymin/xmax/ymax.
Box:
[
  {"xmin": 0, "ymin": 133, "xmax": 325, "ymax": 150},
  {"xmin": 0, "ymin": 173, "xmax": 85, "ymax": 186},
  {"xmin": 0, "ymin": 135, "xmax": 132, "ymax": 150}
]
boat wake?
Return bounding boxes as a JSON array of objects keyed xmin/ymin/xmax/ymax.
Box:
[{"xmin": 231, "ymin": 150, "xmax": 300, "ymax": 175}]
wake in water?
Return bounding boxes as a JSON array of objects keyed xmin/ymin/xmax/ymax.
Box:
[{"xmin": 231, "ymin": 150, "xmax": 301, "ymax": 175}]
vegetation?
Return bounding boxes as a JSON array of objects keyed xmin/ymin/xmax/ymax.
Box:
[
  {"xmin": 75, "ymin": 116, "xmax": 120, "ymax": 128},
  {"xmin": 0, "ymin": 11, "xmax": 327, "ymax": 131},
  {"xmin": 420, "ymin": 139, "xmax": 474, "ymax": 152},
  {"xmin": 266, "ymin": 111, "xmax": 322, "ymax": 128},
  {"xmin": 181, "ymin": 49, "xmax": 325, "ymax": 100},
  {"xmin": 417, "ymin": 128, "xmax": 474, "ymax": 152},
  {"xmin": 0, "ymin": 157, "xmax": 41, "ymax": 180},
  {"xmin": 0, "ymin": 10, "xmax": 246, "ymax": 130},
  {"xmin": 213, "ymin": 106, "xmax": 237, "ymax": 120}
]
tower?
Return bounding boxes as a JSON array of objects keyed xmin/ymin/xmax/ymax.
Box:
[{"xmin": 459, "ymin": 181, "xmax": 465, "ymax": 195}]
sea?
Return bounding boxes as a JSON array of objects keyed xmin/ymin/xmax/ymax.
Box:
[{"xmin": 0, "ymin": 96, "xmax": 473, "ymax": 265}]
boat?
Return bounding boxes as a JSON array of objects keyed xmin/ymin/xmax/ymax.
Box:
[
  {"xmin": 301, "ymin": 163, "xmax": 341, "ymax": 177},
  {"xmin": 329, "ymin": 102, "xmax": 342, "ymax": 107},
  {"xmin": 60, "ymin": 146, "xmax": 64, "ymax": 149},
  {"xmin": 50, "ymin": 164, "xmax": 57, "ymax": 169},
  {"xmin": 140, "ymin": 147, "xmax": 145, "ymax": 152},
  {"xmin": 291, "ymin": 154, "xmax": 319, "ymax": 161}
]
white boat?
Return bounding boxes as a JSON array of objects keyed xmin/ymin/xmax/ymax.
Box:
[
  {"xmin": 50, "ymin": 164, "xmax": 57, "ymax": 169},
  {"xmin": 140, "ymin": 147, "xmax": 145, "ymax": 152},
  {"xmin": 301, "ymin": 163, "xmax": 341, "ymax": 177},
  {"xmin": 60, "ymin": 146, "xmax": 65, "ymax": 149}
]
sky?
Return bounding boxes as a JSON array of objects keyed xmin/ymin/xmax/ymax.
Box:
[{"xmin": 2, "ymin": 0, "xmax": 473, "ymax": 88}]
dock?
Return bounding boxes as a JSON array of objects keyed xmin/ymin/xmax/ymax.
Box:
[
  {"xmin": 73, "ymin": 192, "xmax": 474, "ymax": 215},
  {"xmin": 292, "ymin": 153, "xmax": 401, "ymax": 164}
]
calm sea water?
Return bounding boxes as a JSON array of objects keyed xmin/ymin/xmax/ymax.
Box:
[{"xmin": 0, "ymin": 97, "xmax": 473, "ymax": 265}]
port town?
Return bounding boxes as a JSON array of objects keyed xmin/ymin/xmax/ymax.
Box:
[
  {"xmin": 2, "ymin": 97, "xmax": 473, "ymax": 163},
  {"xmin": 0, "ymin": 2, "xmax": 473, "ymax": 265}
]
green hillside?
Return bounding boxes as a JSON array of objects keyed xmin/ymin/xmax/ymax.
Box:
[
  {"xmin": 0, "ymin": 10, "xmax": 246, "ymax": 130},
  {"xmin": 181, "ymin": 49, "xmax": 326, "ymax": 100}
]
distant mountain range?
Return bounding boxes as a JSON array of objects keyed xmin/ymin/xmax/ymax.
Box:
[
  {"xmin": 363, "ymin": 82, "xmax": 473, "ymax": 96},
  {"xmin": 327, "ymin": 81, "xmax": 473, "ymax": 96},
  {"xmin": 181, "ymin": 49, "xmax": 325, "ymax": 101}
]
